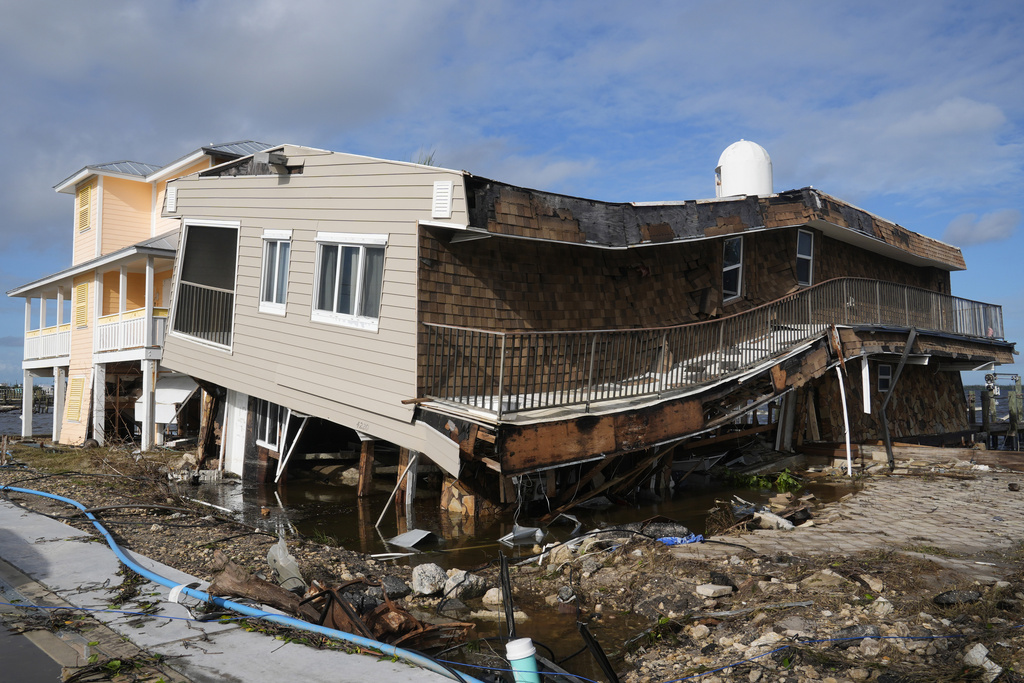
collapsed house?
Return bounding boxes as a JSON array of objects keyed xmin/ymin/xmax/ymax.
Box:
[{"xmin": 151, "ymin": 141, "xmax": 1014, "ymax": 514}]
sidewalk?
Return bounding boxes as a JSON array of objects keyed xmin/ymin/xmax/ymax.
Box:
[
  {"xmin": 0, "ymin": 498, "xmax": 452, "ymax": 682},
  {"xmin": 673, "ymin": 470, "xmax": 1024, "ymax": 582}
]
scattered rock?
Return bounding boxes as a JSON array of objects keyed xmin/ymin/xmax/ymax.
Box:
[
  {"xmin": 1009, "ymin": 482, "xmax": 1020, "ymax": 492},
  {"xmin": 801, "ymin": 569, "xmax": 846, "ymax": 588},
  {"xmin": 696, "ymin": 584, "xmax": 733, "ymax": 598},
  {"xmin": 832, "ymin": 624, "xmax": 880, "ymax": 648},
  {"xmin": 411, "ymin": 563, "xmax": 447, "ymax": 595},
  {"xmin": 933, "ymin": 590, "xmax": 981, "ymax": 605},
  {"xmin": 482, "ymin": 587, "xmax": 504, "ymax": 606},
  {"xmin": 366, "ymin": 574, "xmax": 411, "ymax": 599},
  {"xmin": 444, "ymin": 569, "xmax": 489, "ymax": 600}
]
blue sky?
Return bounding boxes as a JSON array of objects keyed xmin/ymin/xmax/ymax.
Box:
[{"xmin": 0, "ymin": 0, "xmax": 1020, "ymax": 383}]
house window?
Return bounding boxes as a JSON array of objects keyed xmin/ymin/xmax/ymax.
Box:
[
  {"xmin": 722, "ymin": 236, "xmax": 743, "ymax": 300},
  {"xmin": 255, "ymin": 399, "xmax": 285, "ymax": 450},
  {"xmin": 796, "ymin": 229, "xmax": 814, "ymax": 286},
  {"xmin": 170, "ymin": 221, "xmax": 239, "ymax": 348},
  {"xmin": 877, "ymin": 364, "xmax": 892, "ymax": 393},
  {"xmin": 260, "ymin": 230, "xmax": 292, "ymax": 315},
  {"xmin": 312, "ymin": 232, "xmax": 387, "ymax": 331}
]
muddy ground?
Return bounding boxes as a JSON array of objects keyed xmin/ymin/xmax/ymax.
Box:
[{"xmin": 1, "ymin": 443, "xmax": 1022, "ymax": 683}]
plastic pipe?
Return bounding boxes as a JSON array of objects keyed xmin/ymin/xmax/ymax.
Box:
[
  {"xmin": 0, "ymin": 485, "xmax": 482, "ymax": 683},
  {"xmin": 834, "ymin": 366, "xmax": 853, "ymax": 476},
  {"xmin": 505, "ymin": 637, "xmax": 541, "ymax": 683}
]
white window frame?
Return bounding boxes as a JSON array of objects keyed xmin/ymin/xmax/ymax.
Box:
[
  {"xmin": 254, "ymin": 399, "xmax": 285, "ymax": 450},
  {"xmin": 877, "ymin": 364, "xmax": 892, "ymax": 394},
  {"xmin": 796, "ymin": 229, "xmax": 814, "ymax": 286},
  {"xmin": 722, "ymin": 236, "xmax": 743, "ymax": 301},
  {"xmin": 259, "ymin": 229, "xmax": 292, "ymax": 315},
  {"xmin": 311, "ymin": 232, "xmax": 387, "ymax": 332}
]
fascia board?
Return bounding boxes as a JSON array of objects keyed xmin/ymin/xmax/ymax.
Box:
[{"xmin": 146, "ymin": 150, "xmax": 207, "ymax": 184}]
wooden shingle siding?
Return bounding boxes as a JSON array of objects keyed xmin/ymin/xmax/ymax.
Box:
[{"xmin": 161, "ymin": 146, "xmax": 467, "ymax": 462}]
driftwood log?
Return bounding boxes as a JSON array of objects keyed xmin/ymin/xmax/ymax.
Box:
[{"xmin": 208, "ymin": 549, "xmax": 319, "ymax": 622}]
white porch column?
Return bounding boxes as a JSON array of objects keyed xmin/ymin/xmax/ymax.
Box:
[
  {"xmin": 39, "ymin": 295, "xmax": 47, "ymax": 331},
  {"xmin": 92, "ymin": 363, "xmax": 106, "ymax": 446},
  {"xmin": 24, "ymin": 298, "xmax": 31, "ymax": 360},
  {"xmin": 118, "ymin": 266, "xmax": 127, "ymax": 350},
  {"xmin": 140, "ymin": 359, "xmax": 156, "ymax": 451},
  {"xmin": 21, "ymin": 370, "xmax": 34, "ymax": 438},
  {"xmin": 144, "ymin": 256, "xmax": 154, "ymax": 347},
  {"xmin": 52, "ymin": 366, "xmax": 66, "ymax": 442},
  {"xmin": 56, "ymin": 286, "xmax": 65, "ymax": 326}
]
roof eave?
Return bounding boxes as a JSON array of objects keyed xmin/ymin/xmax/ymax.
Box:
[{"xmin": 6, "ymin": 243, "xmax": 177, "ymax": 298}]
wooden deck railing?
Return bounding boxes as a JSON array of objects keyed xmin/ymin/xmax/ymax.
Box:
[
  {"xmin": 96, "ymin": 308, "xmax": 169, "ymax": 353},
  {"xmin": 422, "ymin": 278, "xmax": 1004, "ymax": 419},
  {"xmin": 23, "ymin": 324, "xmax": 71, "ymax": 361}
]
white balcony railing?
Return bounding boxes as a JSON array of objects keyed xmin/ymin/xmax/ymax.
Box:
[
  {"xmin": 96, "ymin": 308, "xmax": 168, "ymax": 353},
  {"xmin": 24, "ymin": 325, "xmax": 71, "ymax": 361}
]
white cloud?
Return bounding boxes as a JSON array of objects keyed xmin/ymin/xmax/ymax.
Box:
[{"xmin": 943, "ymin": 209, "xmax": 1020, "ymax": 247}]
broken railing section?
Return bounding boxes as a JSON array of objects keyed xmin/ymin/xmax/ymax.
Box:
[{"xmin": 423, "ymin": 277, "xmax": 1003, "ymax": 418}]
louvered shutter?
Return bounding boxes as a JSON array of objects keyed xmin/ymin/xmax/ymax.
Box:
[
  {"xmin": 77, "ymin": 184, "xmax": 91, "ymax": 232},
  {"xmin": 74, "ymin": 283, "xmax": 88, "ymax": 328},
  {"xmin": 66, "ymin": 378, "xmax": 85, "ymax": 422}
]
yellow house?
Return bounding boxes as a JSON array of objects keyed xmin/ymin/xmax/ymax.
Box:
[{"xmin": 8, "ymin": 142, "xmax": 271, "ymax": 448}]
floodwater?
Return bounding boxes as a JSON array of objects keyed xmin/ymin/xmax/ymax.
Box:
[{"xmin": 0, "ymin": 409, "xmax": 54, "ymax": 437}]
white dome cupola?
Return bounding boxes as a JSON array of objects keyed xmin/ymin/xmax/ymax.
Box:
[{"xmin": 715, "ymin": 140, "xmax": 773, "ymax": 198}]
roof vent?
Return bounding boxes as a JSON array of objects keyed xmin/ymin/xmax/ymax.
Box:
[{"xmin": 715, "ymin": 140, "xmax": 773, "ymax": 198}]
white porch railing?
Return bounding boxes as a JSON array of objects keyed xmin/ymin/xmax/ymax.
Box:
[
  {"xmin": 24, "ymin": 325, "xmax": 71, "ymax": 361},
  {"xmin": 96, "ymin": 308, "xmax": 169, "ymax": 353}
]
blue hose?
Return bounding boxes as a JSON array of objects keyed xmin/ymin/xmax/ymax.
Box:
[{"xmin": 1, "ymin": 485, "xmax": 483, "ymax": 683}]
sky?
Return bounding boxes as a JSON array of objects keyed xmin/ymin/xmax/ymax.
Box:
[{"xmin": 0, "ymin": 0, "xmax": 1020, "ymax": 385}]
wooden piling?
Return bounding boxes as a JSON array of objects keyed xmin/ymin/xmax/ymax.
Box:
[{"xmin": 357, "ymin": 439, "xmax": 375, "ymax": 498}]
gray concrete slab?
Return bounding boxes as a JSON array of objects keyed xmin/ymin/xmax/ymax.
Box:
[
  {"xmin": 0, "ymin": 499, "xmax": 457, "ymax": 682},
  {"xmin": 674, "ymin": 470, "xmax": 1024, "ymax": 581}
]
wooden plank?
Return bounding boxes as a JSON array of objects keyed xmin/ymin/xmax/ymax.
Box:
[
  {"xmin": 681, "ymin": 422, "xmax": 776, "ymax": 450},
  {"xmin": 498, "ymin": 397, "xmax": 702, "ymax": 474}
]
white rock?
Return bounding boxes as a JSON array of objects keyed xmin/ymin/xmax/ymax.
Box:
[
  {"xmin": 748, "ymin": 631, "xmax": 784, "ymax": 649},
  {"xmin": 411, "ymin": 563, "xmax": 448, "ymax": 595},
  {"xmin": 870, "ymin": 597, "xmax": 894, "ymax": 616},
  {"xmin": 696, "ymin": 584, "xmax": 733, "ymax": 598},
  {"xmin": 444, "ymin": 569, "xmax": 489, "ymax": 600},
  {"xmin": 482, "ymin": 587, "xmax": 504, "ymax": 606},
  {"xmin": 690, "ymin": 624, "xmax": 710, "ymax": 640}
]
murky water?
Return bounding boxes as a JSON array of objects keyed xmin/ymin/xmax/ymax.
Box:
[{"xmin": 0, "ymin": 409, "xmax": 54, "ymax": 437}]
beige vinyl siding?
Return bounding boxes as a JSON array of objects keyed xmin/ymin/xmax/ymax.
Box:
[
  {"xmin": 73, "ymin": 180, "xmax": 98, "ymax": 266},
  {"xmin": 101, "ymin": 177, "xmax": 153, "ymax": 254},
  {"xmin": 161, "ymin": 147, "xmax": 467, "ymax": 463}
]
